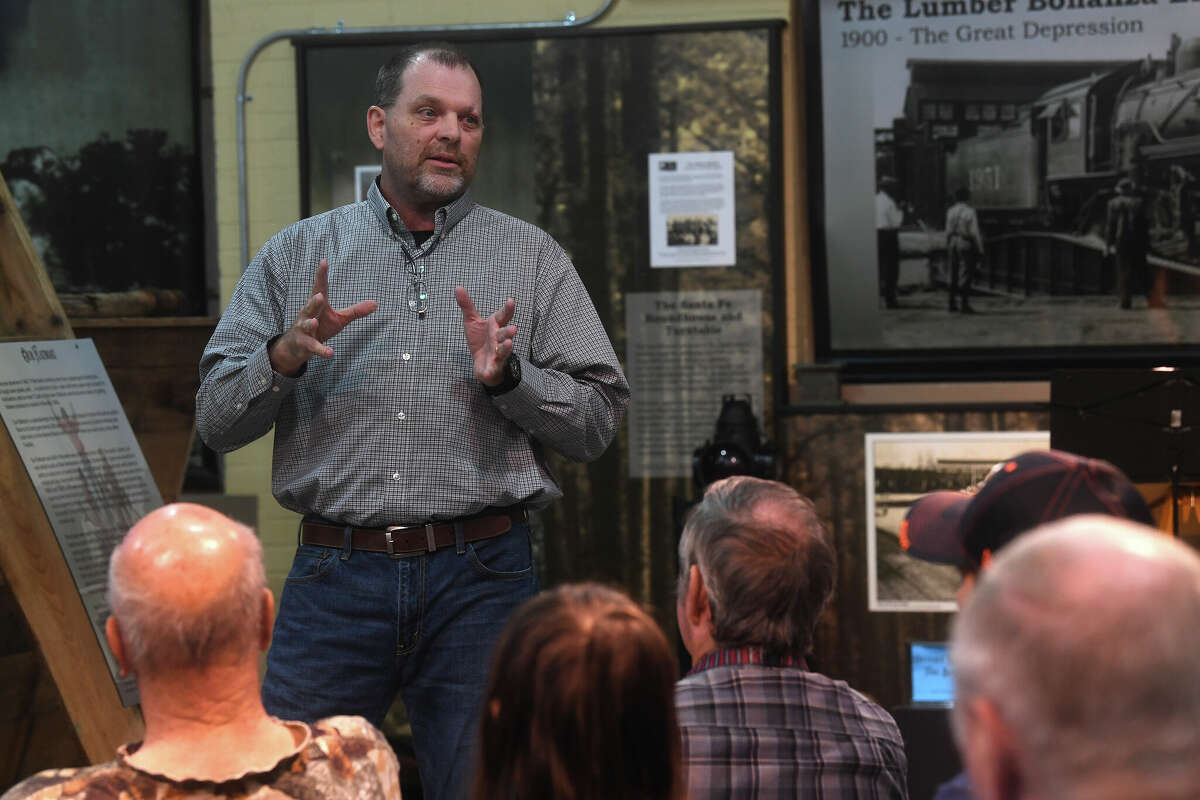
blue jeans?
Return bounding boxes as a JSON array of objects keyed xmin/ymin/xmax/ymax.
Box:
[{"xmin": 262, "ymin": 522, "xmax": 538, "ymax": 800}]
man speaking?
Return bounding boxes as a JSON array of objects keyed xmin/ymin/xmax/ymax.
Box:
[{"xmin": 196, "ymin": 41, "xmax": 629, "ymax": 800}]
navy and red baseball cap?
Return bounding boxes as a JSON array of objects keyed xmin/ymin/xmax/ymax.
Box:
[{"xmin": 900, "ymin": 450, "xmax": 1154, "ymax": 569}]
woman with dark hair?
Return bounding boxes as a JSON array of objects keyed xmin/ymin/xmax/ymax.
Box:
[{"xmin": 472, "ymin": 583, "xmax": 684, "ymax": 800}]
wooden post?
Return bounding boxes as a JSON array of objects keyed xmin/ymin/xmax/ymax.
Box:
[
  {"xmin": 0, "ymin": 168, "xmax": 143, "ymax": 762},
  {"xmin": 0, "ymin": 172, "xmax": 72, "ymax": 341},
  {"xmin": 784, "ymin": 0, "xmax": 814, "ymax": 370}
]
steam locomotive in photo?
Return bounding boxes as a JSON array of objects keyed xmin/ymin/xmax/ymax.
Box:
[{"xmin": 944, "ymin": 34, "xmax": 1200, "ymax": 261}]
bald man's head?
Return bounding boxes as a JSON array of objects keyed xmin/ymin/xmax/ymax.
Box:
[
  {"xmin": 108, "ymin": 503, "xmax": 268, "ymax": 674},
  {"xmin": 951, "ymin": 516, "xmax": 1200, "ymax": 799}
]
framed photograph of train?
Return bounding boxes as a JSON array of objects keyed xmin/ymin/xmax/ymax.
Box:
[
  {"xmin": 865, "ymin": 430, "xmax": 1049, "ymax": 612},
  {"xmin": 803, "ymin": 0, "xmax": 1200, "ymax": 379}
]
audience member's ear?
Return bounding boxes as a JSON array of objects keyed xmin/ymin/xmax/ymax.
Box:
[
  {"xmin": 259, "ymin": 588, "xmax": 275, "ymax": 652},
  {"xmin": 105, "ymin": 616, "xmax": 132, "ymax": 677},
  {"xmin": 961, "ymin": 697, "xmax": 1023, "ymax": 800},
  {"xmin": 685, "ymin": 565, "xmax": 712, "ymax": 630}
]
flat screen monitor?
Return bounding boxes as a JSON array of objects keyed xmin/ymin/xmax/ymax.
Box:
[{"xmin": 909, "ymin": 640, "xmax": 954, "ymax": 706}]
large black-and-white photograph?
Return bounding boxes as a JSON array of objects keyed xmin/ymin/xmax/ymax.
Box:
[
  {"xmin": 866, "ymin": 430, "xmax": 1048, "ymax": 612},
  {"xmin": 813, "ymin": 1, "xmax": 1200, "ymax": 361}
]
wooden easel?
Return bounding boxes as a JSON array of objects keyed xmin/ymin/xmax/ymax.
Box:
[{"xmin": 0, "ymin": 169, "xmax": 144, "ymax": 765}]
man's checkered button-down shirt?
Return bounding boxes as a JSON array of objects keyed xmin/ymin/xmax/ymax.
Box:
[
  {"xmin": 197, "ymin": 183, "xmax": 629, "ymax": 527},
  {"xmin": 677, "ymin": 648, "xmax": 908, "ymax": 799}
]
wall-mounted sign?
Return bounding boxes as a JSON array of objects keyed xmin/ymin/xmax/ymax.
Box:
[
  {"xmin": 648, "ymin": 151, "xmax": 737, "ymax": 268},
  {"xmin": 626, "ymin": 290, "xmax": 762, "ymax": 478}
]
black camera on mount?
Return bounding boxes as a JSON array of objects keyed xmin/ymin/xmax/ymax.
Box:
[{"xmin": 692, "ymin": 394, "xmax": 777, "ymax": 490}]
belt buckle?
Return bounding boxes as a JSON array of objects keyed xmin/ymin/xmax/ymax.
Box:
[
  {"xmin": 384, "ymin": 523, "xmax": 438, "ymax": 557},
  {"xmin": 384, "ymin": 528, "xmax": 399, "ymax": 558}
]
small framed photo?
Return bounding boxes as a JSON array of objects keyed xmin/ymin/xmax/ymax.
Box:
[
  {"xmin": 865, "ymin": 430, "xmax": 1048, "ymax": 612},
  {"xmin": 354, "ymin": 165, "xmax": 380, "ymax": 203}
]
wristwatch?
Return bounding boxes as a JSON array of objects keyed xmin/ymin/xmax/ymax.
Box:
[{"xmin": 484, "ymin": 357, "xmax": 521, "ymax": 396}]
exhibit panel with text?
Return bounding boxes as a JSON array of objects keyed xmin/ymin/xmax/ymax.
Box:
[{"xmin": 0, "ymin": 339, "xmax": 162, "ymax": 704}]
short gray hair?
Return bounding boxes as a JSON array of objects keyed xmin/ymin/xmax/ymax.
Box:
[
  {"xmin": 374, "ymin": 42, "xmax": 478, "ymax": 107},
  {"xmin": 107, "ymin": 520, "xmax": 266, "ymax": 672},
  {"xmin": 951, "ymin": 516, "xmax": 1200, "ymax": 798},
  {"xmin": 678, "ymin": 476, "xmax": 835, "ymax": 656}
]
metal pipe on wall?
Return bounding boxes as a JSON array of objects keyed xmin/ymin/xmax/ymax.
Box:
[{"xmin": 235, "ymin": 1, "xmax": 616, "ymax": 269}]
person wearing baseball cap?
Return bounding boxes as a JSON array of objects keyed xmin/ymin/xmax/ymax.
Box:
[
  {"xmin": 901, "ymin": 448, "xmax": 1153, "ymax": 604},
  {"xmin": 899, "ymin": 449, "xmax": 1154, "ymax": 800}
]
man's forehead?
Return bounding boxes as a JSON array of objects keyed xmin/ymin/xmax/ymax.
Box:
[
  {"xmin": 406, "ymin": 90, "xmax": 481, "ymax": 110},
  {"xmin": 400, "ymin": 59, "xmax": 480, "ymax": 99}
]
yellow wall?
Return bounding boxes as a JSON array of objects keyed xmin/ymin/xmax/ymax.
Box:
[{"xmin": 207, "ymin": 0, "xmax": 792, "ymax": 595}]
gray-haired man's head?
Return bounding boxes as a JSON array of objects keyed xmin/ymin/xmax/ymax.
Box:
[
  {"xmin": 951, "ymin": 515, "xmax": 1200, "ymax": 800},
  {"xmin": 677, "ymin": 476, "xmax": 835, "ymax": 660}
]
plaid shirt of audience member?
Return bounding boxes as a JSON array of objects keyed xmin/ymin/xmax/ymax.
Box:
[{"xmin": 676, "ymin": 647, "xmax": 908, "ymax": 799}]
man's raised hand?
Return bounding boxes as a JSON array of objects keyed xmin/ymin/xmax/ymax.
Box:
[
  {"xmin": 269, "ymin": 259, "xmax": 378, "ymax": 376},
  {"xmin": 454, "ymin": 286, "xmax": 516, "ymax": 387}
]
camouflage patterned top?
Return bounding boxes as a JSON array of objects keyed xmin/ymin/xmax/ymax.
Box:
[{"xmin": 1, "ymin": 716, "xmax": 401, "ymax": 800}]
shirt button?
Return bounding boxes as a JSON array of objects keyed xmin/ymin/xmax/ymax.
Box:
[
  {"xmin": 392, "ymin": 472, "xmax": 401, "ymax": 481},
  {"xmin": 396, "ymin": 411, "xmax": 406, "ymax": 421},
  {"xmin": 272, "ymin": 386, "xmax": 280, "ymax": 393},
  {"xmin": 402, "ymin": 352, "xmax": 411, "ymax": 361}
]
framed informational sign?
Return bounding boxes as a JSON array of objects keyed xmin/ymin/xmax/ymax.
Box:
[
  {"xmin": 804, "ymin": 0, "xmax": 1200, "ymax": 378},
  {"xmin": 0, "ymin": 339, "xmax": 163, "ymax": 704},
  {"xmin": 865, "ymin": 430, "xmax": 1048, "ymax": 612},
  {"xmin": 625, "ymin": 289, "xmax": 763, "ymax": 478}
]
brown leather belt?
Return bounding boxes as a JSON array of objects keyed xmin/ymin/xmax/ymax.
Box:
[{"xmin": 300, "ymin": 506, "xmax": 525, "ymax": 558}]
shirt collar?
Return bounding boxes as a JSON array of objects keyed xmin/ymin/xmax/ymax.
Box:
[
  {"xmin": 687, "ymin": 646, "xmax": 808, "ymax": 676},
  {"xmin": 115, "ymin": 719, "xmax": 311, "ymax": 784},
  {"xmin": 366, "ymin": 178, "xmax": 475, "ymax": 240}
]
